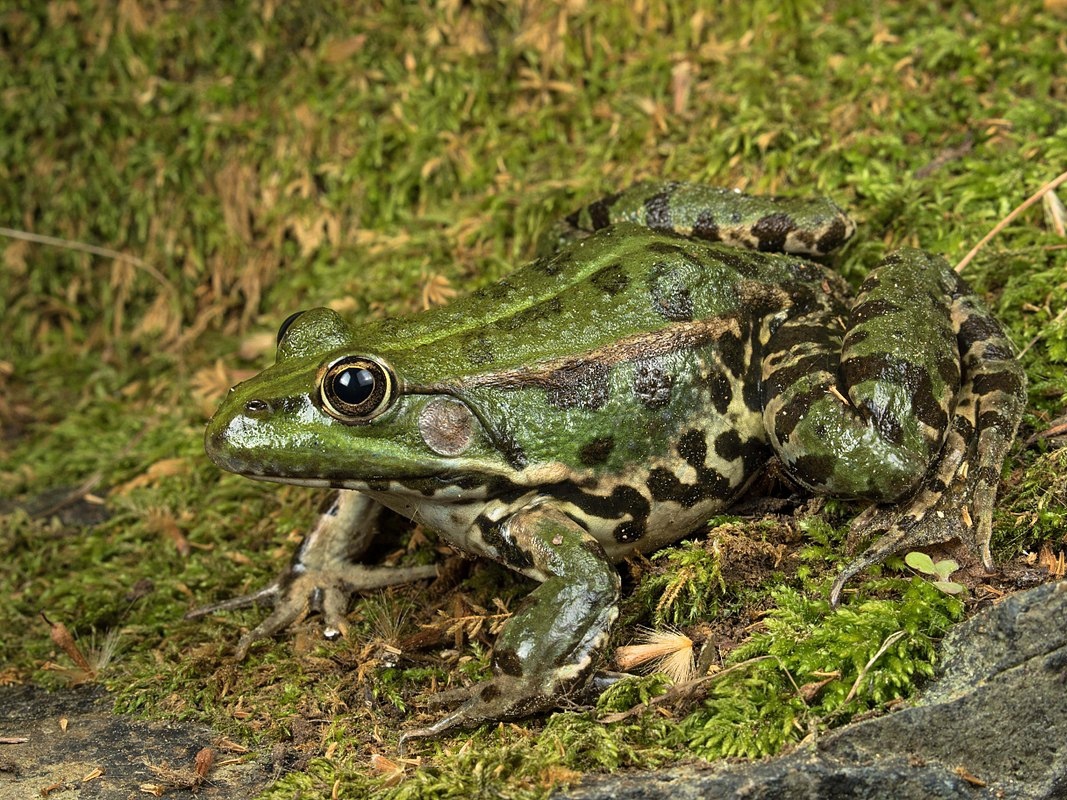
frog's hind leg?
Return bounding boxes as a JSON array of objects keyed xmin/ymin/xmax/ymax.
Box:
[
  {"xmin": 187, "ymin": 490, "xmax": 437, "ymax": 658},
  {"xmin": 539, "ymin": 181, "xmax": 855, "ymax": 257},
  {"xmin": 829, "ymin": 268, "xmax": 1026, "ymax": 602},
  {"xmin": 762, "ymin": 249, "xmax": 1024, "ymax": 602},
  {"xmin": 399, "ymin": 505, "xmax": 620, "ymax": 751}
]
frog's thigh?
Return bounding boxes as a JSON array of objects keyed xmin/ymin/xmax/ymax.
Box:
[
  {"xmin": 543, "ymin": 181, "xmax": 854, "ymax": 257},
  {"xmin": 401, "ymin": 506, "xmax": 620, "ymax": 744},
  {"xmin": 764, "ymin": 249, "xmax": 960, "ymax": 501}
]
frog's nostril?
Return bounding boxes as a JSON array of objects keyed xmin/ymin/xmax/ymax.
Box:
[{"xmin": 245, "ymin": 399, "xmax": 270, "ymax": 414}]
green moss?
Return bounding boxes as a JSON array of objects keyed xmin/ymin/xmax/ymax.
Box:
[
  {"xmin": 674, "ymin": 578, "xmax": 963, "ymax": 759},
  {"xmin": 998, "ymin": 447, "xmax": 1067, "ymax": 556},
  {"xmin": 637, "ymin": 540, "xmax": 727, "ymax": 627}
]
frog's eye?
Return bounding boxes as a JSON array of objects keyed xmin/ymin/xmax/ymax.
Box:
[
  {"xmin": 320, "ymin": 356, "xmax": 395, "ymax": 422},
  {"xmin": 276, "ymin": 310, "xmax": 305, "ymax": 345}
]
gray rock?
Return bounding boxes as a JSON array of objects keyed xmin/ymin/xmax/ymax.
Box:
[
  {"xmin": 556, "ymin": 579, "xmax": 1067, "ymax": 800},
  {"xmin": 0, "ymin": 684, "xmax": 273, "ymax": 799}
]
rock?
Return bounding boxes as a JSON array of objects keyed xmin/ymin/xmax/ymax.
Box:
[
  {"xmin": 0, "ymin": 684, "xmax": 272, "ymax": 799},
  {"xmin": 555, "ymin": 579, "xmax": 1067, "ymax": 800}
]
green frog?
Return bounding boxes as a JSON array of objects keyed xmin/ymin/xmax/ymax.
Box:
[{"xmin": 196, "ymin": 181, "xmax": 1025, "ymax": 747}]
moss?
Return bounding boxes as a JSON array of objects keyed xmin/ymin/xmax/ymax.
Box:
[{"xmin": 2, "ymin": 1, "xmax": 1065, "ymax": 798}]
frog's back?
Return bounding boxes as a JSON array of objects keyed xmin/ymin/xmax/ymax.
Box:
[
  {"xmin": 358, "ymin": 225, "xmax": 840, "ymax": 559},
  {"xmin": 368, "ymin": 224, "xmax": 830, "ymax": 387}
]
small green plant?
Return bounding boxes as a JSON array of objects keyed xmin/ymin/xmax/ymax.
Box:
[
  {"xmin": 637, "ymin": 541, "xmax": 726, "ymax": 627},
  {"xmin": 904, "ymin": 552, "xmax": 966, "ymax": 595}
]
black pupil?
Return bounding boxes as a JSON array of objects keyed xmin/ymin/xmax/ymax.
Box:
[{"xmin": 335, "ymin": 367, "xmax": 375, "ymax": 406}]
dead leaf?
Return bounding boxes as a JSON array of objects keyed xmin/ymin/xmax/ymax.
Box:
[
  {"xmin": 194, "ymin": 747, "xmax": 214, "ymax": 779},
  {"xmin": 113, "ymin": 458, "xmax": 190, "ymax": 496},
  {"xmin": 421, "ymin": 272, "xmax": 457, "ymax": 309},
  {"xmin": 671, "ymin": 60, "xmax": 694, "ymax": 115},
  {"xmin": 323, "ymin": 35, "xmax": 367, "ymax": 63},
  {"xmin": 1043, "ymin": 189, "xmax": 1066, "ymax": 237},
  {"xmin": 238, "ymin": 331, "xmax": 276, "ymax": 361},
  {"xmin": 147, "ymin": 508, "xmax": 191, "ymax": 557}
]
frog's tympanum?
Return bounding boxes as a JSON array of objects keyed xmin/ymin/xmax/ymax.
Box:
[{"xmin": 198, "ymin": 182, "xmax": 1025, "ymax": 746}]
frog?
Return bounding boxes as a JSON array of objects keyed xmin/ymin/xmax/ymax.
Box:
[{"xmin": 195, "ymin": 181, "xmax": 1025, "ymax": 748}]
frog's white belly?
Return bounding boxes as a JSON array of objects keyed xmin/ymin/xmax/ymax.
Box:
[{"xmin": 362, "ymin": 465, "xmax": 762, "ymax": 569}]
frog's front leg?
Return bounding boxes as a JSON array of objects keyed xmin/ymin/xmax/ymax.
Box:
[
  {"xmin": 187, "ymin": 490, "xmax": 437, "ymax": 658},
  {"xmin": 399, "ymin": 504, "xmax": 620, "ymax": 750},
  {"xmin": 763, "ymin": 249, "xmax": 1025, "ymax": 601}
]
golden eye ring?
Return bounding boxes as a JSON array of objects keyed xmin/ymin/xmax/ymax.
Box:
[{"xmin": 319, "ymin": 356, "xmax": 394, "ymax": 422}]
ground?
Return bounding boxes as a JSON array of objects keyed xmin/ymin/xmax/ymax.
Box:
[{"xmin": 1, "ymin": 2, "xmax": 1066, "ymax": 799}]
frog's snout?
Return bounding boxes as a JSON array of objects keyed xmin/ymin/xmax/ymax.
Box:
[{"xmin": 203, "ymin": 412, "xmax": 232, "ymax": 468}]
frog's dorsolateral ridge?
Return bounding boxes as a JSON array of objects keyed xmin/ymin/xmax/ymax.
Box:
[{"xmin": 196, "ymin": 181, "xmax": 1025, "ymax": 747}]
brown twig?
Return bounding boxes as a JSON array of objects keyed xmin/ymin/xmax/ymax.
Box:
[
  {"xmin": 955, "ymin": 169, "xmax": 1067, "ymax": 273},
  {"xmin": 0, "ymin": 226, "xmax": 177, "ymax": 296}
]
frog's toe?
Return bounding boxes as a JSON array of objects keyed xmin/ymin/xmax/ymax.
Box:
[
  {"xmin": 398, "ymin": 676, "xmax": 551, "ymax": 754},
  {"xmin": 830, "ymin": 476, "xmax": 997, "ymax": 605},
  {"xmin": 233, "ymin": 590, "xmax": 313, "ymax": 660},
  {"xmin": 185, "ymin": 581, "xmax": 282, "ymax": 619},
  {"xmin": 189, "ymin": 563, "xmax": 438, "ymax": 657}
]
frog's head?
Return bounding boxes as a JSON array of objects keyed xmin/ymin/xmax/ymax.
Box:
[{"xmin": 205, "ymin": 308, "xmax": 518, "ymax": 492}]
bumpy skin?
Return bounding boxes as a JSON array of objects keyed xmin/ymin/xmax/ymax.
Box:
[{"xmin": 199, "ymin": 181, "xmax": 1025, "ymax": 746}]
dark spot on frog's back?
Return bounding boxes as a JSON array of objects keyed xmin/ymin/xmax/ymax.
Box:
[
  {"xmin": 464, "ymin": 333, "xmax": 495, "ymax": 366},
  {"xmin": 844, "ymin": 355, "xmax": 950, "ymax": 432},
  {"xmin": 850, "ymin": 298, "xmax": 901, "ymax": 325},
  {"xmin": 534, "ymin": 253, "xmax": 571, "ymax": 277},
  {"xmin": 677, "ymin": 429, "xmax": 707, "ymax": 470},
  {"xmin": 692, "ymin": 210, "xmax": 721, "ymax": 242},
  {"xmin": 591, "ymin": 263, "xmax": 629, "ymax": 296},
  {"xmin": 708, "ymin": 248, "xmax": 760, "ymax": 278},
  {"xmin": 497, "ymin": 296, "xmax": 564, "ymax": 331},
  {"xmin": 648, "ymin": 262, "xmax": 694, "ymax": 322},
  {"xmin": 644, "ymin": 191, "xmax": 673, "ymax": 229},
  {"xmin": 546, "ymin": 362, "xmax": 610, "ymax": 410},
  {"xmin": 752, "ymin": 212, "xmax": 797, "ymax": 252},
  {"xmin": 972, "ymin": 369, "xmax": 1024, "ymax": 398},
  {"xmin": 705, "ymin": 369, "xmax": 733, "ymax": 415},
  {"xmin": 714, "ymin": 429, "xmax": 742, "ymax": 461},
  {"xmin": 579, "ymin": 436, "xmax": 615, "ymax": 467},
  {"xmin": 471, "ymin": 278, "xmax": 514, "ymax": 302},
  {"xmin": 816, "ymin": 217, "xmax": 850, "ymax": 253},
  {"xmin": 718, "ymin": 329, "xmax": 746, "ymax": 377},
  {"xmin": 587, "ymin": 192, "xmax": 622, "ymax": 229},
  {"xmin": 633, "ymin": 361, "xmax": 673, "ymax": 408},
  {"xmin": 958, "ymin": 312, "xmax": 1007, "ymax": 345}
]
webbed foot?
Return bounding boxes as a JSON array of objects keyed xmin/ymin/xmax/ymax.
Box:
[
  {"xmin": 187, "ymin": 560, "xmax": 437, "ymax": 659},
  {"xmin": 187, "ymin": 490, "xmax": 437, "ymax": 657},
  {"xmin": 397, "ymin": 675, "xmax": 552, "ymax": 755}
]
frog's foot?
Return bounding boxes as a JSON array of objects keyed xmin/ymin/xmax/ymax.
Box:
[
  {"xmin": 398, "ymin": 675, "xmax": 552, "ymax": 754},
  {"xmin": 186, "ymin": 490, "xmax": 437, "ymax": 658},
  {"xmin": 188, "ymin": 561, "xmax": 438, "ymax": 659},
  {"xmin": 831, "ymin": 320, "xmax": 1026, "ymax": 604},
  {"xmin": 399, "ymin": 505, "xmax": 620, "ymax": 751}
]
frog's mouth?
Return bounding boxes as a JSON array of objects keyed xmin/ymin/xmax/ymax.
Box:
[{"xmin": 204, "ymin": 422, "xmax": 485, "ymax": 495}]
